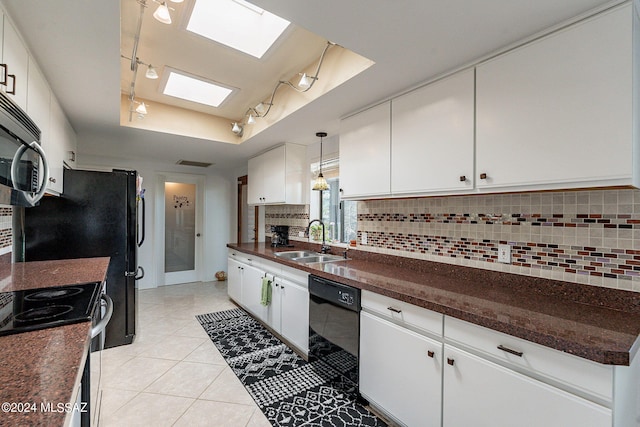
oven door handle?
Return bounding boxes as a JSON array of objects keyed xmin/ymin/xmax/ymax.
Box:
[{"xmin": 91, "ymin": 294, "xmax": 113, "ymax": 339}]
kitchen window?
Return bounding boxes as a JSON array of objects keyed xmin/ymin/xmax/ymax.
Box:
[{"xmin": 310, "ymin": 155, "xmax": 357, "ymax": 244}]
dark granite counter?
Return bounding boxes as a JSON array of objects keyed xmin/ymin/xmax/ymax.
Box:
[
  {"xmin": 228, "ymin": 242, "xmax": 640, "ymax": 366},
  {"xmin": 0, "ymin": 257, "xmax": 110, "ymax": 427}
]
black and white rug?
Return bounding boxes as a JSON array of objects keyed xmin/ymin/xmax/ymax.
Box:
[{"xmin": 196, "ymin": 308, "xmax": 387, "ymax": 427}]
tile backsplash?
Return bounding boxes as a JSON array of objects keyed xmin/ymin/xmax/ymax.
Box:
[
  {"xmin": 0, "ymin": 206, "xmax": 11, "ymax": 257},
  {"xmin": 265, "ymin": 205, "xmax": 309, "ymax": 239},
  {"xmin": 357, "ymin": 189, "xmax": 640, "ymax": 292}
]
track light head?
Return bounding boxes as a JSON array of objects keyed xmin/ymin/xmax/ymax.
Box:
[
  {"xmin": 145, "ymin": 64, "xmax": 159, "ymax": 79},
  {"xmin": 153, "ymin": 2, "xmax": 172, "ymax": 24}
]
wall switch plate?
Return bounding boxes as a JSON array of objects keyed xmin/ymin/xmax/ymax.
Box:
[
  {"xmin": 361, "ymin": 231, "xmax": 368, "ymax": 245},
  {"xmin": 498, "ymin": 244, "xmax": 511, "ymax": 263}
]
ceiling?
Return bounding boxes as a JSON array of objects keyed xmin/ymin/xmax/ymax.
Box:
[{"xmin": 0, "ymin": 0, "xmax": 620, "ymax": 173}]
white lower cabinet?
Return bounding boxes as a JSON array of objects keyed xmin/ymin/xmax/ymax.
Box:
[
  {"xmin": 239, "ymin": 263, "xmax": 268, "ymax": 322},
  {"xmin": 360, "ymin": 311, "xmax": 442, "ymax": 427},
  {"xmin": 227, "ymin": 258, "xmax": 243, "ymax": 303},
  {"xmin": 227, "ymin": 252, "xmax": 309, "ymax": 355},
  {"xmin": 359, "ymin": 292, "xmax": 625, "ymax": 427},
  {"xmin": 270, "ymin": 276, "xmax": 309, "ymax": 354},
  {"xmin": 442, "ymin": 345, "xmax": 611, "ymax": 427}
]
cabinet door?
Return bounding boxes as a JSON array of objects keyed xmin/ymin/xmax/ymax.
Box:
[
  {"xmin": 47, "ymin": 97, "xmax": 66, "ymax": 194},
  {"xmin": 62, "ymin": 113, "xmax": 76, "ymax": 169},
  {"xmin": 392, "ymin": 69, "xmax": 474, "ymax": 195},
  {"xmin": 278, "ymin": 278, "xmax": 309, "ymax": 354},
  {"xmin": 443, "ymin": 346, "xmax": 611, "ymax": 427},
  {"xmin": 340, "ymin": 102, "xmax": 391, "ymax": 199},
  {"xmin": 360, "ymin": 311, "xmax": 442, "ymax": 427},
  {"xmin": 247, "ymin": 155, "xmax": 262, "ymax": 204},
  {"xmin": 240, "ymin": 264, "xmax": 268, "ymax": 322},
  {"xmin": 227, "ymin": 258, "xmax": 242, "ymax": 303},
  {"xmin": 26, "ymin": 64, "xmax": 58, "ymax": 194},
  {"xmin": 261, "ymin": 145, "xmax": 286, "ymax": 204},
  {"xmin": 2, "ymin": 18, "xmax": 28, "ymax": 109},
  {"xmin": 476, "ymin": 5, "xmax": 632, "ymax": 191}
]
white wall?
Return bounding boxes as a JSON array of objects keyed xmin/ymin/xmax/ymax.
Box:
[{"xmin": 80, "ymin": 154, "xmax": 235, "ymax": 289}]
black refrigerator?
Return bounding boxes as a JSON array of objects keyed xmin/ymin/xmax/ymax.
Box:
[{"xmin": 14, "ymin": 168, "xmax": 144, "ymax": 348}]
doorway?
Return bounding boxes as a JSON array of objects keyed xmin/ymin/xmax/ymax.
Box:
[
  {"xmin": 237, "ymin": 175, "xmax": 258, "ymax": 243},
  {"xmin": 157, "ymin": 174, "xmax": 204, "ymax": 286}
]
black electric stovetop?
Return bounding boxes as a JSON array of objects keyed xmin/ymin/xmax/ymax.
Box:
[{"xmin": 0, "ymin": 282, "xmax": 102, "ymax": 337}]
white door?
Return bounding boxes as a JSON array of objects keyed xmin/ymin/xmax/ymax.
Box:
[{"xmin": 159, "ymin": 174, "xmax": 203, "ymax": 285}]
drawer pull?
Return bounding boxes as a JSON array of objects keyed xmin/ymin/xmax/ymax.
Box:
[
  {"xmin": 459, "ymin": 175, "xmax": 466, "ymax": 182},
  {"xmin": 479, "ymin": 173, "xmax": 487, "ymax": 180},
  {"xmin": 447, "ymin": 358, "xmax": 455, "ymax": 366},
  {"xmin": 427, "ymin": 350, "xmax": 434, "ymax": 358},
  {"xmin": 387, "ymin": 306, "xmax": 402, "ymax": 313},
  {"xmin": 498, "ymin": 345, "xmax": 523, "ymax": 357}
]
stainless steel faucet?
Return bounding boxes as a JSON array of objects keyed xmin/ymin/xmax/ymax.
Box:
[{"xmin": 307, "ymin": 219, "xmax": 330, "ymax": 253}]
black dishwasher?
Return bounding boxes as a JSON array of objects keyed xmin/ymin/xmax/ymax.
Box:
[{"xmin": 308, "ymin": 274, "xmax": 361, "ymax": 389}]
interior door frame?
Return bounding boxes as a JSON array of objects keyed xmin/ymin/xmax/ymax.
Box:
[
  {"xmin": 237, "ymin": 175, "xmax": 258, "ymax": 243},
  {"xmin": 155, "ymin": 172, "xmax": 205, "ymax": 286}
]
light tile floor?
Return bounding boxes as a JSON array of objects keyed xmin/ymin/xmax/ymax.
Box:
[{"xmin": 99, "ymin": 281, "xmax": 271, "ymax": 427}]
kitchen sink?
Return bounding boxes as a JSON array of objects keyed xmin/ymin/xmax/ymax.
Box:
[
  {"xmin": 274, "ymin": 250, "xmax": 317, "ymax": 260},
  {"xmin": 293, "ymin": 254, "xmax": 346, "ymax": 263},
  {"xmin": 274, "ymin": 251, "xmax": 347, "ymax": 264}
]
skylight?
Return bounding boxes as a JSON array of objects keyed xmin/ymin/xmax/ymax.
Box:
[
  {"xmin": 162, "ymin": 69, "xmax": 233, "ymax": 107},
  {"xmin": 186, "ymin": 0, "xmax": 290, "ymax": 59}
]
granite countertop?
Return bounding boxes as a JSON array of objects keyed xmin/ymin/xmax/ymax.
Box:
[
  {"xmin": 0, "ymin": 257, "xmax": 110, "ymax": 427},
  {"xmin": 228, "ymin": 242, "xmax": 640, "ymax": 366}
]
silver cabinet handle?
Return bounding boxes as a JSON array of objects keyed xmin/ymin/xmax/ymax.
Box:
[
  {"xmin": 91, "ymin": 294, "xmax": 113, "ymax": 339},
  {"xmin": 11, "ymin": 140, "xmax": 49, "ymax": 205},
  {"xmin": 498, "ymin": 345, "xmax": 523, "ymax": 357},
  {"xmin": 387, "ymin": 306, "xmax": 402, "ymax": 313}
]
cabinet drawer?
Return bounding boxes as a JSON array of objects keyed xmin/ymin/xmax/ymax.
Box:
[
  {"xmin": 445, "ymin": 316, "xmax": 613, "ymax": 403},
  {"xmin": 228, "ymin": 250, "xmax": 262, "ymax": 267},
  {"xmin": 279, "ymin": 265, "xmax": 308, "ymax": 288},
  {"xmin": 362, "ymin": 290, "xmax": 443, "ymax": 336}
]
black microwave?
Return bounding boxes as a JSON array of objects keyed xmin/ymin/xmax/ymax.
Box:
[{"xmin": 0, "ymin": 91, "xmax": 48, "ymax": 206}]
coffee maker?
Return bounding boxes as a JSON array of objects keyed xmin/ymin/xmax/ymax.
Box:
[{"xmin": 270, "ymin": 225, "xmax": 291, "ymax": 247}]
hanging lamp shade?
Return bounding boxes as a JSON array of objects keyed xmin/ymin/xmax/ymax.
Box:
[
  {"xmin": 312, "ymin": 172, "xmax": 329, "ymax": 191},
  {"xmin": 313, "ymin": 132, "xmax": 329, "ymax": 191}
]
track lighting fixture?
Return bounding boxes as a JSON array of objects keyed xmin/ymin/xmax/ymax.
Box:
[
  {"xmin": 145, "ymin": 64, "xmax": 159, "ymax": 79},
  {"xmin": 231, "ymin": 122, "xmax": 244, "ymax": 136},
  {"xmin": 231, "ymin": 41, "xmax": 337, "ymax": 135},
  {"xmin": 153, "ymin": 2, "xmax": 172, "ymax": 24},
  {"xmin": 135, "ymin": 102, "xmax": 148, "ymax": 115},
  {"xmin": 298, "ymin": 73, "xmax": 317, "ymax": 89}
]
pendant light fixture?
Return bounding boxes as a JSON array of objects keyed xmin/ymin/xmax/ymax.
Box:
[{"xmin": 312, "ymin": 132, "xmax": 329, "ymax": 191}]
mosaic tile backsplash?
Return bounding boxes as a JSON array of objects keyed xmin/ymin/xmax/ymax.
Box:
[
  {"xmin": 0, "ymin": 206, "xmax": 11, "ymax": 256},
  {"xmin": 265, "ymin": 205, "xmax": 309, "ymax": 239},
  {"xmin": 357, "ymin": 189, "xmax": 640, "ymax": 292}
]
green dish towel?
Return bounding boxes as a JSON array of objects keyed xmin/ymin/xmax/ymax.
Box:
[{"xmin": 260, "ymin": 276, "xmax": 272, "ymax": 306}]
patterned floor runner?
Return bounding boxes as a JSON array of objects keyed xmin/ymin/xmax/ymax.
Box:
[{"xmin": 196, "ymin": 308, "xmax": 387, "ymax": 427}]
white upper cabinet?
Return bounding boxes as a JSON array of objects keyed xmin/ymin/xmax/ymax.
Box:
[
  {"xmin": 47, "ymin": 97, "xmax": 67, "ymax": 194},
  {"xmin": 392, "ymin": 69, "xmax": 475, "ymax": 195},
  {"xmin": 247, "ymin": 143, "xmax": 306, "ymax": 205},
  {"xmin": 2, "ymin": 16, "xmax": 28, "ymax": 110},
  {"xmin": 339, "ymin": 101, "xmax": 391, "ymax": 199},
  {"xmin": 476, "ymin": 4, "xmax": 633, "ymax": 191}
]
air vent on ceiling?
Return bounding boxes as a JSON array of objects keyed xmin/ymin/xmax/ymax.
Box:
[{"xmin": 176, "ymin": 160, "xmax": 213, "ymax": 167}]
